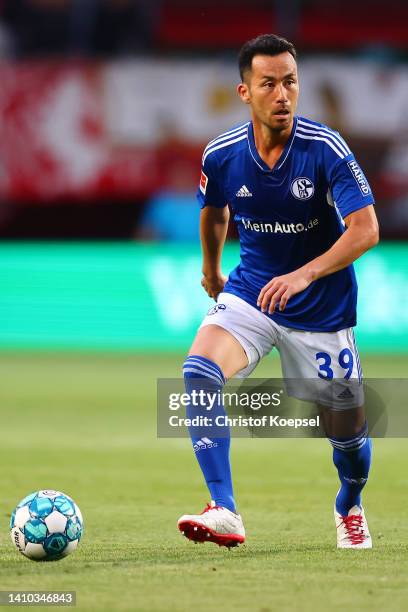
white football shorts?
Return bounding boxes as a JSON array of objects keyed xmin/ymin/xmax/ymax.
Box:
[{"xmin": 199, "ymin": 292, "xmax": 364, "ymax": 410}]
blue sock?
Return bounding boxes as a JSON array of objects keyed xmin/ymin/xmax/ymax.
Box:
[
  {"xmin": 183, "ymin": 355, "xmax": 235, "ymax": 512},
  {"xmin": 329, "ymin": 423, "xmax": 372, "ymax": 515}
]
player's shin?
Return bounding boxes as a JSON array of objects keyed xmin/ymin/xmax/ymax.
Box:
[
  {"xmin": 328, "ymin": 422, "xmax": 372, "ymax": 516},
  {"xmin": 182, "ymin": 355, "xmax": 236, "ymax": 512}
]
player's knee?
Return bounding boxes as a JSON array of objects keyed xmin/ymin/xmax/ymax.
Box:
[
  {"xmin": 322, "ymin": 405, "xmax": 366, "ymax": 438},
  {"xmin": 188, "ymin": 326, "xmax": 248, "ymax": 379}
]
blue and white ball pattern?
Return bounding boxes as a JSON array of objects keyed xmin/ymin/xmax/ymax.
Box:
[{"xmin": 10, "ymin": 490, "xmax": 83, "ymax": 561}]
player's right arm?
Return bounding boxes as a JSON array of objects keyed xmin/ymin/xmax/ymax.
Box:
[
  {"xmin": 200, "ymin": 205, "xmax": 230, "ymax": 299},
  {"xmin": 196, "ymin": 150, "xmax": 229, "ymax": 300}
]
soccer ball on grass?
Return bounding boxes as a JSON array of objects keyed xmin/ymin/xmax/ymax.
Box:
[{"xmin": 10, "ymin": 489, "xmax": 83, "ymax": 561}]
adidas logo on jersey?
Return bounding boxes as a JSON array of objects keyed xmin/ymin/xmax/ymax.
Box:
[
  {"xmin": 236, "ymin": 185, "xmax": 252, "ymax": 197},
  {"xmin": 193, "ymin": 437, "xmax": 218, "ymax": 452}
]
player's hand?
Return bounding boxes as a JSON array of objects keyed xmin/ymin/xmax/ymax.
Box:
[
  {"xmin": 201, "ymin": 273, "xmax": 227, "ymax": 300},
  {"xmin": 257, "ymin": 269, "xmax": 313, "ymax": 313}
]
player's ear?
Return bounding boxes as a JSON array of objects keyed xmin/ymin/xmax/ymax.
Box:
[{"xmin": 237, "ymin": 82, "xmax": 251, "ymax": 105}]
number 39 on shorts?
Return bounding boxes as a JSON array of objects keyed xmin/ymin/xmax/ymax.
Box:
[{"xmin": 315, "ymin": 349, "xmax": 354, "ymax": 380}]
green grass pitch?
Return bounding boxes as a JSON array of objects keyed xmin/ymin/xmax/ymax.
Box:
[{"xmin": 0, "ymin": 353, "xmax": 407, "ymax": 611}]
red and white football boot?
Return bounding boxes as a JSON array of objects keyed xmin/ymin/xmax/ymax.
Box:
[
  {"xmin": 178, "ymin": 501, "xmax": 245, "ymax": 548},
  {"xmin": 335, "ymin": 505, "xmax": 372, "ymax": 549}
]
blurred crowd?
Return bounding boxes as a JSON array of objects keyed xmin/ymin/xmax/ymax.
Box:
[
  {"xmin": 3, "ymin": 1, "xmax": 406, "ymax": 59},
  {"xmin": 0, "ymin": 0, "xmax": 407, "ymax": 240},
  {"xmin": 0, "ymin": 0, "xmax": 160, "ymax": 57}
]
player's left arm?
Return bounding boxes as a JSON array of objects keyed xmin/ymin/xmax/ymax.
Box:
[{"xmin": 257, "ymin": 205, "xmax": 378, "ymax": 313}]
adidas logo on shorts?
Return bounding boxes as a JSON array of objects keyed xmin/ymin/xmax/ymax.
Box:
[
  {"xmin": 236, "ymin": 185, "xmax": 252, "ymax": 197},
  {"xmin": 337, "ymin": 387, "xmax": 354, "ymax": 399}
]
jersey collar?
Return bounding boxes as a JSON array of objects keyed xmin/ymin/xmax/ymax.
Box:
[{"xmin": 247, "ymin": 116, "xmax": 298, "ymax": 173}]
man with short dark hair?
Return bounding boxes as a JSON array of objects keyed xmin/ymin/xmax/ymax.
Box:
[{"xmin": 178, "ymin": 34, "xmax": 379, "ymax": 549}]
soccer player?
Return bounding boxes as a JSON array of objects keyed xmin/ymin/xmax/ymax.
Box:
[{"xmin": 178, "ymin": 34, "xmax": 379, "ymax": 549}]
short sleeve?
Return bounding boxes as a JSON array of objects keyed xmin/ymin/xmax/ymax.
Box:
[
  {"xmin": 196, "ymin": 150, "xmax": 227, "ymax": 209},
  {"xmin": 325, "ymin": 147, "xmax": 375, "ymax": 219}
]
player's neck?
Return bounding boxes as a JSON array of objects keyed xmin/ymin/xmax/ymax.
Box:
[{"xmin": 252, "ymin": 117, "xmax": 293, "ymax": 170}]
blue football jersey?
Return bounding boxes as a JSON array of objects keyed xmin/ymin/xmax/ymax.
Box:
[{"xmin": 197, "ymin": 116, "xmax": 375, "ymax": 332}]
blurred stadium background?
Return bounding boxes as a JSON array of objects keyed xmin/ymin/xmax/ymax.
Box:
[
  {"xmin": 1, "ymin": 4, "xmax": 408, "ymax": 610},
  {"xmin": 0, "ymin": 0, "xmax": 407, "ymax": 353}
]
